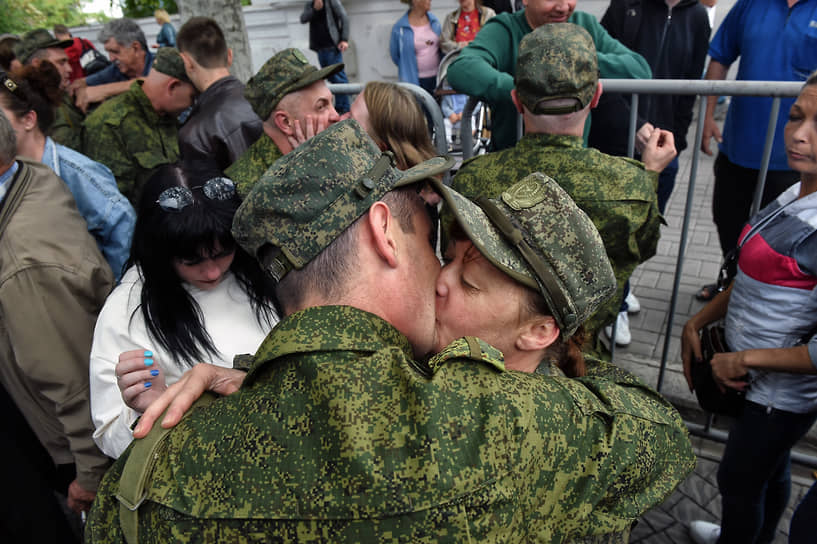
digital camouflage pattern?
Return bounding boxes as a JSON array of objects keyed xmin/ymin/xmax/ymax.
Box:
[
  {"xmin": 232, "ymin": 120, "xmax": 452, "ymax": 276},
  {"xmin": 86, "ymin": 305, "xmax": 694, "ymax": 543},
  {"xmin": 13, "ymin": 28, "xmax": 72, "ymax": 64},
  {"xmin": 452, "ymin": 133, "xmax": 661, "ymax": 357},
  {"xmin": 224, "ymin": 134, "xmax": 284, "ymax": 198},
  {"xmin": 50, "ymin": 93, "xmax": 85, "ymax": 151},
  {"xmin": 434, "ymin": 172, "xmax": 616, "ymax": 338},
  {"xmin": 150, "ymin": 47, "xmax": 190, "ymax": 84},
  {"xmin": 244, "ymin": 48, "xmax": 343, "ymax": 121},
  {"xmin": 516, "ymin": 23, "xmax": 598, "ymax": 115},
  {"xmin": 82, "ymin": 81, "xmax": 181, "ymax": 206}
]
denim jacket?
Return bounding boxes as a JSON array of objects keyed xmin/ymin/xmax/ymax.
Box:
[
  {"xmin": 389, "ymin": 11, "xmax": 442, "ymax": 85},
  {"xmin": 42, "ymin": 137, "xmax": 136, "ymax": 280}
]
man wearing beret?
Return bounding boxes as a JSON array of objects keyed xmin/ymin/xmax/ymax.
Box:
[
  {"xmin": 446, "ymin": 0, "xmax": 651, "ymax": 151},
  {"xmin": 453, "ymin": 24, "xmax": 675, "ymax": 356},
  {"xmin": 82, "ymin": 47, "xmax": 195, "ymax": 206},
  {"xmin": 86, "ymin": 119, "xmax": 693, "ymax": 542},
  {"xmin": 225, "ymin": 47, "xmax": 342, "ymax": 196}
]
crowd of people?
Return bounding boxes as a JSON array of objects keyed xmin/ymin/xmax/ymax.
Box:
[{"xmin": 0, "ymin": 0, "xmax": 816, "ymax": 542}]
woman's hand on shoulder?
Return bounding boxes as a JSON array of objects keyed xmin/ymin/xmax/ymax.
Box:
[
  {"xmin": 116, "ymin": 349, "xmax": 167, "ymax": 414},
  {"xmin": 132, "ymin": 363, "xmax": 246, "ymax": 438}
]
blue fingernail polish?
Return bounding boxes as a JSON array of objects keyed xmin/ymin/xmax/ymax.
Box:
[
  {"xmin": 150, "ymin": 369, "xmax": 159, "ymax": 377},
  {"xmin": 145, "ymin": 358, "xmax": 154, "ymax": 366},
  {"xmin": 144, "ymin": 350, "xmax": 153, "ymax": 357},
  {"xmin": 144, "ymin": 382, "xmax": 152, "ymax": 388}
]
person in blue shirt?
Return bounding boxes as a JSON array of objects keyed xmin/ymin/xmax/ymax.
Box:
[
  {"xmin": 697, "ymin": 0, "xmax": 817, "ymax": 301},
  {"xmin": 1, "ymin": 62, "xmax": 135, "ymax": 279},
  {"xmin": 153, "ymin": 10, "xmax": 177, "ymax": 49}
]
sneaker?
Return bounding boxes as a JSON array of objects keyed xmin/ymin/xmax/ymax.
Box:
[
  {"xmin": 625, "ymin": 292, "xmax": 640, "ymax": 314},
  {"xmin": 689, "ymin": 520, "xmax": 721, "ymax": 544},
  {"xmin": 604, "ymin": 311, "xmax": 631, "ymax": 346}
]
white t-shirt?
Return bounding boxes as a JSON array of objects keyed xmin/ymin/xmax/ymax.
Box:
[{"xmin": 89, "ymin": 266, "xmax": 275, "ymax": 458}]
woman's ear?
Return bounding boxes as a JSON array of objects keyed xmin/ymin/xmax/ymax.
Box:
[
  {"xmin": 21, "ymin": 109, "xmax": 38, "ymax": 132},
  {"xmin": 366, "ymin": 201, "xmax": 399, "ymax": 268},
  {"xmin": 515, "ymin": 316, "xmax": 559, "ymax": 352}
]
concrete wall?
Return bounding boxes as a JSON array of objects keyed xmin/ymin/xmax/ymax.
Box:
[{"xmin": 70, "ymin": 0, "xmax": 612, "ymax": 83}]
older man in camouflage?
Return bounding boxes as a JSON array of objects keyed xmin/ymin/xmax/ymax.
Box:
[
  {"xmin": 86, "ymin": 120, "xmax": 693, "ymax": 542},
  {"xmin": 224, "ymin": 47, "xmax": 342, "ymax": 196},
  {"xmin": 81, "ymin": 47, "xmax": 195, "ymax": 206},
  {"xmin": 453, "ymin": 23, "xmax": 676, "ymax": 357}
]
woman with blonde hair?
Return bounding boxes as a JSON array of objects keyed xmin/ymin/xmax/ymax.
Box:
[
  {"xmin": 153, "ymin": 9, "xmax": 176, "ymax": 49},
  {"xmin": 346, "ymin": 81, "xmax": 437, "ymax": 169}
]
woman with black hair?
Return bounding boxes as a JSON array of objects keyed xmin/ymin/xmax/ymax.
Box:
[{"xmin": 89, "ymin": 164, "xmax": 277, "ymax": 458}]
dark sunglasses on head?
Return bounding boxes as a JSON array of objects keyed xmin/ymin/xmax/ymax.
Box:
[{"xmin": 156, "ymin": 177, "xmax": 236, "ymax": 211}]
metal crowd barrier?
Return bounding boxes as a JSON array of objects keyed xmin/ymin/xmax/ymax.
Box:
[{"xmin": 462, "ymin": 78, "xmax": 814, "ymax": 465}]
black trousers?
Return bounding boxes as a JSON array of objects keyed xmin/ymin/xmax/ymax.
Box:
[
  {"xmin": 0, "ymin": 382, "xmax": 80, "ymax": 543},
  {"xmin": 712, "ymin": 152, "xmax": 799, "ymax": 258}
]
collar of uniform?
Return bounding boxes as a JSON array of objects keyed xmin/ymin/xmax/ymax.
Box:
[
  {"xmin": 519, "ymin": 132, "xmax": 583, "ymax": 151},
  {"xmin": 243, "ymin": 305, "xmax": 414, "ymax": 385},
  {"xmin": 228, "ymin": 135, "xmax": 282, "ymax": 197}
]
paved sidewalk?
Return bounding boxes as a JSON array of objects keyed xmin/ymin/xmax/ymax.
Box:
[{"xmin": 611, "ymin": 109, "xmax": 817, "ymax": 541}]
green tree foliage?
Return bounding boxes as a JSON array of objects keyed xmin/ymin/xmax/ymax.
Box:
[
  {"xmin": 120, "ymin": 0, "xmax": 178, "ymax": 19},
  {"xmin": 0, "ymin": 0, "xmax": 108, "ymax": 35}
]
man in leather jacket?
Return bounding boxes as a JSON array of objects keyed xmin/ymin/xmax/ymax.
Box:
[{"xmin": 177, "ymin": 17, "xmax": 263, "ymax": 174}]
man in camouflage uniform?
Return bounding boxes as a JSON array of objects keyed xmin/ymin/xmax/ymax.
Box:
[
  {"xmin": 81, "ymin": 47, "xmax": 195, "ymax": 206},
  {"xmin": 453, "ymin": 24, "xmax": 676, "ymax": 358},
  {"xmin": 86, "ymin": 119, "xmax": 694, "ymax": 542},
  {"xmin": 224, "ymin": 47, "xmax": 342, "ymax": 196},
  {"xmin": 12, "ymin": 29, "xmax": 84, "ymax": 151}
]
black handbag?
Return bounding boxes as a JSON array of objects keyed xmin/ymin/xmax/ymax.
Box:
[
  {"xmin": 79, "ymin": 40, "xmax": 110, "ymax": 76},
  {"xmin": 691, "ymin": 324, "xmax": 746, "ymax": 417}
]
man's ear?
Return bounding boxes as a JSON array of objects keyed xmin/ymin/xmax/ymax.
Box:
[
  {"xmin": 590, "ymin": 81, "xmax": 603, "ymax": 109},
  {"xmin": 179, "ymin": 51, "xmax": 196, "ymax": 73},
  {"xmin": 226, "ymin": 48, "xmax": 234, "ymax": 68},
  {"xmin": 515, "ymin": 316, "xmax": 560, "ymax": 352},
  {"xmin": 510, "ymin": 88, "xmax": 524, "ymax": 114},
  {"xmin": 366, "ymin": 201, "xmax": 399, "ymax": 268},
  {"xmin": 272, "ymin": 110, "xmax": 294, "ymax": 135}
]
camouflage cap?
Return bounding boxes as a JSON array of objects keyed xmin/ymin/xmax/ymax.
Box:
[
  {"xmin": 515, "ymin": 23, "xmax": 598, "ymax": 116},
  {"xmin": 151, "ymin": 47, "xmax": 191, "ymax": 84},
  {"xmin": 244, "ymin": 48, "xmax": 343, "ymax": 121},
  {"xmin": 13, "ymin": 29, "xmax": 73, "ymax": 65},
  {"xmin": 432, "ymin": 172, "xmax": 615, "ymax": 338},
  {"xmin": 233, "ymin": 119, "xmax": 454, "ymax": 281}
]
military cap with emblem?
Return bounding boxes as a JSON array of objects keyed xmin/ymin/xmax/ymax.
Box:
[
  {"xmin": 233, "ymin": 118, "xmax": 454, "ymax": 281},
  {"xmin": 432, "ymin": 172, "xmax": 616, "ymax": 337},
  {"xmin": 244, "ymin": 48, "xmax": 343, "ymax": 121},
  {"xmin": 515, "ymin": 23, "xmax": 599, "ymax": 116},
  {"xmin": 151, "ymin": 47, "xmax": 191, "ymax": 84},
  {"xmin": 13, "ymin": 29, "xmax": 73, "ymax": 65}
]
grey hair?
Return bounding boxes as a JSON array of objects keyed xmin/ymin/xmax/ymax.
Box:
[
  {"xmin": 0, "ymin": 109, "xmax": 17, "ymax": 167},
  {"xmin": 98, "ymin": 18, "xmax": 147, "ymax": 51}
]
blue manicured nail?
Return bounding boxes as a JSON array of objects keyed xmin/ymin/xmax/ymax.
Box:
[
  {"xmin": 150, "ymin": 369, "xmax": 159, "ymax": 377},
  {"xmin": 144, "ymin": 350, "xmax": 153, "ymax": 357},
  {"xmin": 144, "ymin": 382, "xmax": 152, "ymax": 388},
  {"xmin": 144, "ymin": 358, "xmax": 154, "ymax": 366}
]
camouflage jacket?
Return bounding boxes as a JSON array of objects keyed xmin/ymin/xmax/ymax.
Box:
[
  {"xmin": 86, "ymin": 305, "xmax": 693, "ymax": 543},
  {"xmin": 452, "ymin": 133, "xmax": 662, "ymax": 357},
  {"xmin": 225, "ymin": 134, "xmax": 283, "ymax": 198},
  {"xmin": 81, "ymin": 81, "xmax": 180, "ymax": 206},
  {"xmin": 50, "ymin": 93, "xmax": 85, "ymax": 151}
]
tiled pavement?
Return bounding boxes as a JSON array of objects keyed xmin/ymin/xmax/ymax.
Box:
[{"xmin": 610, "ymin": 111, "xmax": 817, "ymax": 542}]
